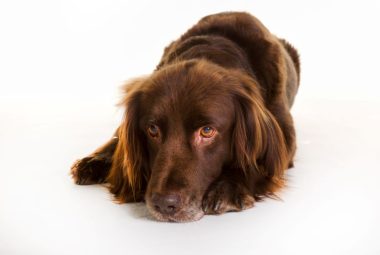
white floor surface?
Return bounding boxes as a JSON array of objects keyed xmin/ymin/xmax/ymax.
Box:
[{"xmin": 1, "ymin": 1, "xmax": 380, "ymax": 254}]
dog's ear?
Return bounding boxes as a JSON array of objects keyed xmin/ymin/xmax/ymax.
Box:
[
  {"xmin": 107, "ymin": 78, "xmax": 148, "ymax": 202},
  {"xmin": 232, "ymin": 75, "xmax": 288, "ymax": 194}
]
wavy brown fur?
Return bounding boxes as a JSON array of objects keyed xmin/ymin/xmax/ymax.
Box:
[{"xmin": 71, "ymin": 12, "xmax": 300, "ymax": 222}]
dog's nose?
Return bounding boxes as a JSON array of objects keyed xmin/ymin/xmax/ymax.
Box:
[{"xmin": 151, "ymin": 193, "xmax": 181, "ymax": 215}]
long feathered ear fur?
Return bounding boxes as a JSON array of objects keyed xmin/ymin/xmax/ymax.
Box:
[
  {"xmin": 232, "ymin": 75, "xmax": 288, "ymax": 197},
  {"xmin": 106, "ymin": 78, "xmax": 148, "ymax": 202}
]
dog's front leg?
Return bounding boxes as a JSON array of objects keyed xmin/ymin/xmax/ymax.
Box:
[
  {"xmin": 202, "ymin": 170, "xmax": 255, "ymax": 215},
  {"xmin": 71, "ymin": 130, "xmax": 119, "ymax": 185}
]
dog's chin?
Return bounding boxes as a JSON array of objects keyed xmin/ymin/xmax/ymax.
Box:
[{"xmin": 146, "ymin": 204, "xmax": 204, "ymax": 223}]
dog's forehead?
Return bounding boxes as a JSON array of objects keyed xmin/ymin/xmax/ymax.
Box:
[{"xmin": 143, "ymin": 78, "xmax": 234, "ymax": 120}]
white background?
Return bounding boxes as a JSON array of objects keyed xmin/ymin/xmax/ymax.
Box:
[{"xmin": 1, "ymin": 0, "xmax": 380, "ymax": 254}]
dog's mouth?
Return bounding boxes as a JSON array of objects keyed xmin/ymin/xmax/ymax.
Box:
[{"xmin": 146, "ymin": 201, "xmax": 204, "ymax": 223}]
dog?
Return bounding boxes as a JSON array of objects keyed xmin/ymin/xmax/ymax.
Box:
[{"xmin": 71, "ymin": 12, "xmax": 300, "ymax": 222}]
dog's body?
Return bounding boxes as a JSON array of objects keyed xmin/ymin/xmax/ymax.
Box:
[{"xmin": 71, "ymin": 12, "xmax": 300, "ymax": 222}]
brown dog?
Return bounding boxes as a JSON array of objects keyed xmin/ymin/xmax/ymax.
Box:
[{"xmin": 71, "ymin": 12, "xmax": 300, "ymax": 222}]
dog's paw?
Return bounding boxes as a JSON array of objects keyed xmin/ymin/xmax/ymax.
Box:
[
  {"xmin": 202, "ymin": 180, "xmax": 254, "ymax": 215},
  {"xmin": 70, "ymin": 155, "xmax": 109, "ymax": 185}
]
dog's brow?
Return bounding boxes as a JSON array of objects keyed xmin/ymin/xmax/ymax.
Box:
[
  {"xmin": 140, "ymin": 115, "xmax": 167, "ymax": 129},
  {"xmin": 186, "ymin": 114, "xmax": 224, "ymax": 130}
]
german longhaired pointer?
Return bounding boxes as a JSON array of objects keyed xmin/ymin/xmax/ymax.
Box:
[{"xmin": 71, "ymin": 12, "xmax": 300, "ymax": 222}]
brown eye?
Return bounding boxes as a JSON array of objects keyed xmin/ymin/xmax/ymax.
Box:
[
  {"xmin": 200, "ymin": 126, "xmax": 215, "ymax": 138},
  {"xmin": 147, "ymin": 124, "xmax": 159, "ymax": 138}
]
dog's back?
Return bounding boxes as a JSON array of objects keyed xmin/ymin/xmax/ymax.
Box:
[{"xmin": 157, "ymin": 12, "xmax": 300, "ymax": 108}]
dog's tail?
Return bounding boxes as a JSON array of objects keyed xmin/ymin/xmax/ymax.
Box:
[{"xmin": 280, "ymin": 39, "xmax": 300, "ymax": 79}]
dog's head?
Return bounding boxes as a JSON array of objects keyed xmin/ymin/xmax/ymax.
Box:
[{"xmin": 111, "ymin": 60, "xmax": 287, "ymax": 222}]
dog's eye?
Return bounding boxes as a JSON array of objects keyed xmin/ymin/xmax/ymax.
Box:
[
  {"xmin": 147, "ymin": 124, "xmax": 160, "ymax": 138},
  {"xmin": 200, "ymin": 126, "xmax": 216, "ymax": 138}
]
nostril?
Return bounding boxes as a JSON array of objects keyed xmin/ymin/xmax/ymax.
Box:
[{"xmin": 167, "ymin": 205, "xmax": 175, "ymax": 213}]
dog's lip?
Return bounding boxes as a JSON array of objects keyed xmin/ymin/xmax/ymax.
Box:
[
  {"xmin": 146, "ymin": 202, "xmax": 204, "ymax": 222},
  {"xmin": 166, "ymin": 210, "xmax": 204, "ymax": 223}
]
